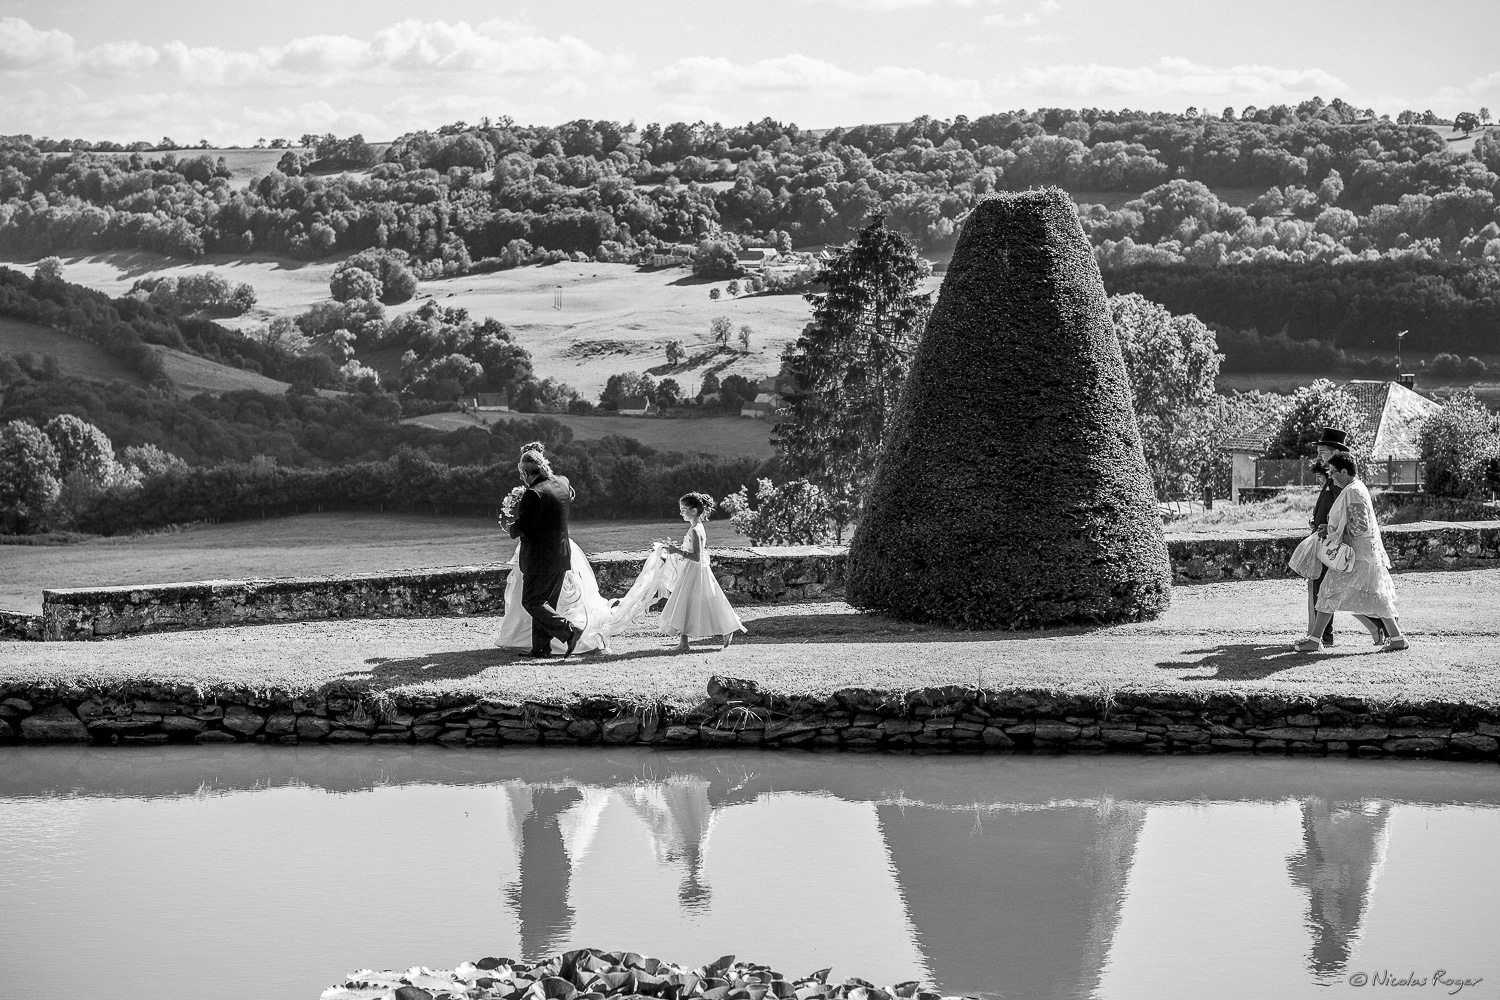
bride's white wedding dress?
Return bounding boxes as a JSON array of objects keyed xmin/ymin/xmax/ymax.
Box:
[{"xmin": 494, "ymin": 541, "xmax": 682, "ymax": 652}]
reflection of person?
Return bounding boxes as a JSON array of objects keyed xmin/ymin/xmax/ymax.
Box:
[
  {"xmin": 1294, "ymin": 453, "xmax": 1408, "ymax": 653},
  {"xmin": 1307, "ymin": 429, "xmax": 1349, "ymax": 647},
  {"xmin": 658, "ymin": 492, "xmax": 746, "ymax": 652},
  {"xmin": 505, "ymin": 447, "xmax": 585, "ymax": 658}
]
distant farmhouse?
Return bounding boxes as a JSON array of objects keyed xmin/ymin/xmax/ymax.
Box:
[
  {"xmin": 734, "ymin": 247, "xmax": 780, "ymax": 269},
  {"xmin": 459, "ymin": 392, "xmax": 510, "ymax": 412},
  {"xmin": 1224, "ymin": 378, "xmax": 1440, "ymax": 502},
  {"xmin": 646, "ymin": 244, "xmax": 696, "ymax": 268},
  {"xmin": 740, "ymin": 374, "xmax": 791, "ymax": 420},
  {"xmin": 617, "ymin": 395, "xmax": 659, "ymax": 417}
]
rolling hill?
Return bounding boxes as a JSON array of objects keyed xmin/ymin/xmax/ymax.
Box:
[{"xmin": 0, "ymin": 315, "xmax": 304, "ymax": 396}]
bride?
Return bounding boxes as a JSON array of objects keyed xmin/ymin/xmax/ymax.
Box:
[{"xmin": 493, "ymin": 443, "xmax": 680, "ymax": 653}]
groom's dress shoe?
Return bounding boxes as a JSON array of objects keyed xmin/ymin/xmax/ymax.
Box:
[{"xmin": 564, "ymin": 625, "xmax": 585, "ymax": 658}]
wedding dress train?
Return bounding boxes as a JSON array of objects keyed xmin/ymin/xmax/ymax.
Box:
[{"xmin": 494, "ymin": 542, "xmax": 682, "ymax": 652}]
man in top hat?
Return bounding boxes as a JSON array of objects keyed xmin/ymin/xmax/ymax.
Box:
[{"xmin": 1308, "ymin": 428, "xmax": 1350, "ymax": 646}]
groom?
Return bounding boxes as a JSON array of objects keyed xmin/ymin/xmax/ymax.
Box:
[
  {"xmin": 508, "ymin": 450, "xmax": 585, "ymax": 658},
  {"xmin": 1309, "ymin": 427, "xmax": 1351, "ymax": 646}
]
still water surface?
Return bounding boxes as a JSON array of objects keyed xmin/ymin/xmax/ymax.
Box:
[{"xmin": 1, "ymin": 748, "xmax": 1497, "ymax": 1000}]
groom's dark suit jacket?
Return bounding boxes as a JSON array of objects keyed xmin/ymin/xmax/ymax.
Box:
[{"xmin": 508, "ymin": 474, "xmax": 573, "ymax": 576}]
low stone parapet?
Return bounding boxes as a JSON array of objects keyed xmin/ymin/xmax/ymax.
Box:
[
  {"xmin": 0, "ymin": 611, "xmax": 42, "ymax": 642},
  {"xmin": 11, "ymin": 525, "xmax": 1497, "ymax": 641},
  {"xmin": 3, "ymin": 676, "xmax": 1497, "ymax": 763},
  {"xmin": 1168, "ymin": 520, "xmax": 1500, "ymax": 583},
  {"xmin": 34, "ymin": 546, "xmax": 848, "ymax": 641}
]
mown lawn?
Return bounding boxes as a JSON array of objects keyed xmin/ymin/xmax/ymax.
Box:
[{"xmin": 3, "ymin": 567, "xmax": 1497, "ymax": 711}]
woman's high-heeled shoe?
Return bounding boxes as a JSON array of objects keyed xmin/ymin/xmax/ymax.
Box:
[
  {"xmin": 1293, "ymin": 636, "xmax": 1323, "ymax": 653},
  {"xmin": 1381, "ymin": 636, "xmax": 1410, "ymax": 652}
]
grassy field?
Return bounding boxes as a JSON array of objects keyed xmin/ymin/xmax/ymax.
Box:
[
  {"xmin": 0, "ymin": 513, "xmax": 759, "ymax": 614},
  {"xmin": 0, "ymin": 315, "xmax": 146, "ymax": 386},
  {"xmin": 2, "ymin": 566, "xmax": 1496, "ymax": 709},
  {"xmin": 379, "ymin": 261, "xmax": 873, "ymax": 398},
  {"xmin": 0, "ymin": 313, "xmax": 304, "ymax": 396},
  {"xmin": 404, "ymin": 410, "xmax": 777, "ymax": 457},
  {"xmin": 2, "ymin": 251, "xmax": 838, "ymax": 399}
]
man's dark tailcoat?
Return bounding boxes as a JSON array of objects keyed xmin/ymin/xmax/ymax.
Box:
[{"xmin": 508, "ymin": 474, "xmax": 575, "ymax": 654}]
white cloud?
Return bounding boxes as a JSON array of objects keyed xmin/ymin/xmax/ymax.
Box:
[
  {"xmin": 0, "ymin": 16, "xmax": 73, "ymax": 71},
  {"xmin": 1433, "ymin": 71, "xmax": 1500, "ymax": 108},
  {"xmin": 806, "ymin": 0, "xmax": 981, "ymax": 8},
  {"xmin": 983, "ymin": 1, "xmax": 1060, "ymax": 28},
  {"xmin": 3, "ymin": 18, "xmax": 628, "ymax": 90},
  {"xmin": 1005, "ymin": 57, "xmax": 1346, "ymax": 99},
  {"xmin": 654, "ymin": 53, "xmax": 982, "ymax": 104},
  {"xmin": 80, "ymin": 40, "xmax": 161, "ymax": 75}
]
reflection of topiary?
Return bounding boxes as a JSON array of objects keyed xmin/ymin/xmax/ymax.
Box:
[{"xmin": 847, "ymin": 189, "xmax": 1171, "ymax": 629}]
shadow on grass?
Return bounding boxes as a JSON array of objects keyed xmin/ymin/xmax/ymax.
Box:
[
  {"xmin": 742, "ymin": 610, "xmax": 1093, "ymax": 643},
  {"xmin": 360, "ymin": 647, "xmax": 520, "ymax": 684},
  {"xmin": 359, "ymin": 645, "xmax": 631, "ymax": 684},
  {"xmin": 1157, "ymin": 643, "xmax": 1376, "ymax": 681}
]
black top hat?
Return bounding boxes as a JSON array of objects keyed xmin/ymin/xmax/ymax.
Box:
[{"xmin": 1314, "ymin": 428, "xmax": 1350, "ymax": 452}]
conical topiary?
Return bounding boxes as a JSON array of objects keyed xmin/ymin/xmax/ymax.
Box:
[{"xmin": 846, "ymin": 188, "xmax": 1171, "ymax": 629}]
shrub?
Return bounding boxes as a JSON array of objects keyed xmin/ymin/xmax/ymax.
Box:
[
  {"xmin": 330, "ymin": 265, "xmax": 381, "ymax": 302},
  {"xmin": 1419, "ymin": 390, "xmax": 1500, "ymax": 498},
  {"xmin": 720, "ymin": 478, "xmax": 831, "ymax": 544},
  {"xmin": 0, "ymin": 419, "xmax": 61, "ymax": 533},
  {"xmin": 1264, "ymin": 379, "xmax": 1371, "ymax": 459},
  {"xmin": 692, "ymin": 240, "xmax": 742, "ymax": 280},
  {"xmin": 332, "ymin": 249, "xmax": 417, "ymax": 304},
  {"xmin": 846, "ymin": 189, "xmax": 1172, "ymax": 628}
]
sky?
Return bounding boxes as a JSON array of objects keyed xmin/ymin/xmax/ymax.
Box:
[{"xmin": 1, "ymin": 0, "xmax": 1498, "ymax": 145}]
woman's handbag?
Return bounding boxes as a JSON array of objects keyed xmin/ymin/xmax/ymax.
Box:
[
  {"xmin": 1289, "ymin": 533, "xmax": 1324, "ymax": 579},
  {"xmin": 1317, "ymin": 537, "xmax": 1355, "ymax": 573}
]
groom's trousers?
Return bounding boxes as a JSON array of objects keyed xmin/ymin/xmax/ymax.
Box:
[{"xmin": 522, "ymin": 566, "xmax": 572, "ymax": 654}]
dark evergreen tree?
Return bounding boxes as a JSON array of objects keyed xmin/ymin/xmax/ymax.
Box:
[
  {"xmin": 847, "ymin": 189, "xmax": 1171, "ymax": 629},
  {"xmin": 775, "ymin": 215, "xmax": 931, "ymax": 538}
]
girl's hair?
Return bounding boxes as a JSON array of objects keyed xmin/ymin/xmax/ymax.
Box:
[
  {"xmin": 520, "ymin": 441, "xmax": 545, "ymax": 457},
  {"xmin": 519, "ymin": 449, "xmax": 552, "ymax": 478},
  {"xmin": 1327, "ymin": 452, "xmax": 1357, "ymax": 476},
  {"xmin": 1311, "ymin": 461, "xmax": 1329, "ymax": 478},
  {"xmin": 679, "ymin": 492, "xmax": 715, "ymax": 517}
]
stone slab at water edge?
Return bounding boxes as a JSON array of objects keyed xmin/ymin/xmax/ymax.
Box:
[
  {"xmin": 325, "ymin": 948, "xmax": 957, "ymax": 1000},
  {"xmin": 4, "ymin": 522, "xmax": 1496, "ymax": 642}
]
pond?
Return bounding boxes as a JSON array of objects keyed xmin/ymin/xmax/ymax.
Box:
[{"xmin": 1, "ymin": 748, "xmax": 1498, "ymax": 1000}]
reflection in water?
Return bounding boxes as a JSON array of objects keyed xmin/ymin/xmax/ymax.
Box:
[
  {"xmin": 1, "ymin": 749, "xmax": 1497, "ymax": 1000},
  {"xmin": 877, "ymin": 798, "xmax": 1145, "ymax": 1000},
  {"xmin": 506, "ymin": 785, "xmax": 581, "ymax": 960},
  {"xmin": 621, "ymin": 780, "xmax": 714, "ymax": 912},
  {"xmin": 1285, "ymin": 798, "xmax": 1392, "ymax": 980}
]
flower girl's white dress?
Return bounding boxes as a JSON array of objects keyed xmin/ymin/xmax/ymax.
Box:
[{"xmin": 659, "ymin": 524, "xmax": 746, "ymax": 639}]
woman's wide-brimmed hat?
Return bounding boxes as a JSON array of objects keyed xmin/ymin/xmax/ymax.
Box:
[{"xmin": 1315, "ymin": 428, "xmax": 1350, "ymax": 452}]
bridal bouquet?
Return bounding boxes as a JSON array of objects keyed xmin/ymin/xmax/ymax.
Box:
[{"xmin": 499, "ymin": 486, "xmax": 526, "ymax": 523}]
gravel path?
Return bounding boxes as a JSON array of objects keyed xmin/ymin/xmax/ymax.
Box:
[{"xmin": 3, "ymin": 567, "xmax": 1498, "ymax": 709}]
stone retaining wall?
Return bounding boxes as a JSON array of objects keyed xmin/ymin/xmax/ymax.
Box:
[
  {"xmin": 33, "ymin": 547, "xmax": 847, "ymax": 641},
  {"xmin": 3, "ymin": 676, "xmax": 1497, "ymax": 763},
  {"xmin": 10, "ymin": 523, "xmax": 1498, "ymax": 642},
  {"xmin": 1168, "ymin": 520, "xmax": 1500, "ymax": 583}
]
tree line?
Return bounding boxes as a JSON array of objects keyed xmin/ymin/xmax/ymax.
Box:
[
  {"xmin": 3, "ymin": 106, "xmax": 1497, "ymax": 268},
  {"xmin": 0, "ymin": 358, "xmax": 778, "ymax": 534}
]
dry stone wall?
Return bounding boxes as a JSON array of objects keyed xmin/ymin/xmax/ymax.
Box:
[
  {"xmin": 7, "ymin": 524, "xmax": 1498, "ymax": 642},
  {"xmin": 2, "ymin": 676, "xmax": 1497, "ymax": 762}
]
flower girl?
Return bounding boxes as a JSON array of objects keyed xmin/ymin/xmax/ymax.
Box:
[{"xmin": 659, "ymin": 492, "xmax": 746, "ymax": 651}]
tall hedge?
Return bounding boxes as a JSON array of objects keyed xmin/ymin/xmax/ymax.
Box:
[{"xmin": 846, "ymin": 188, "xmax": 1171, "ymax": 629}]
